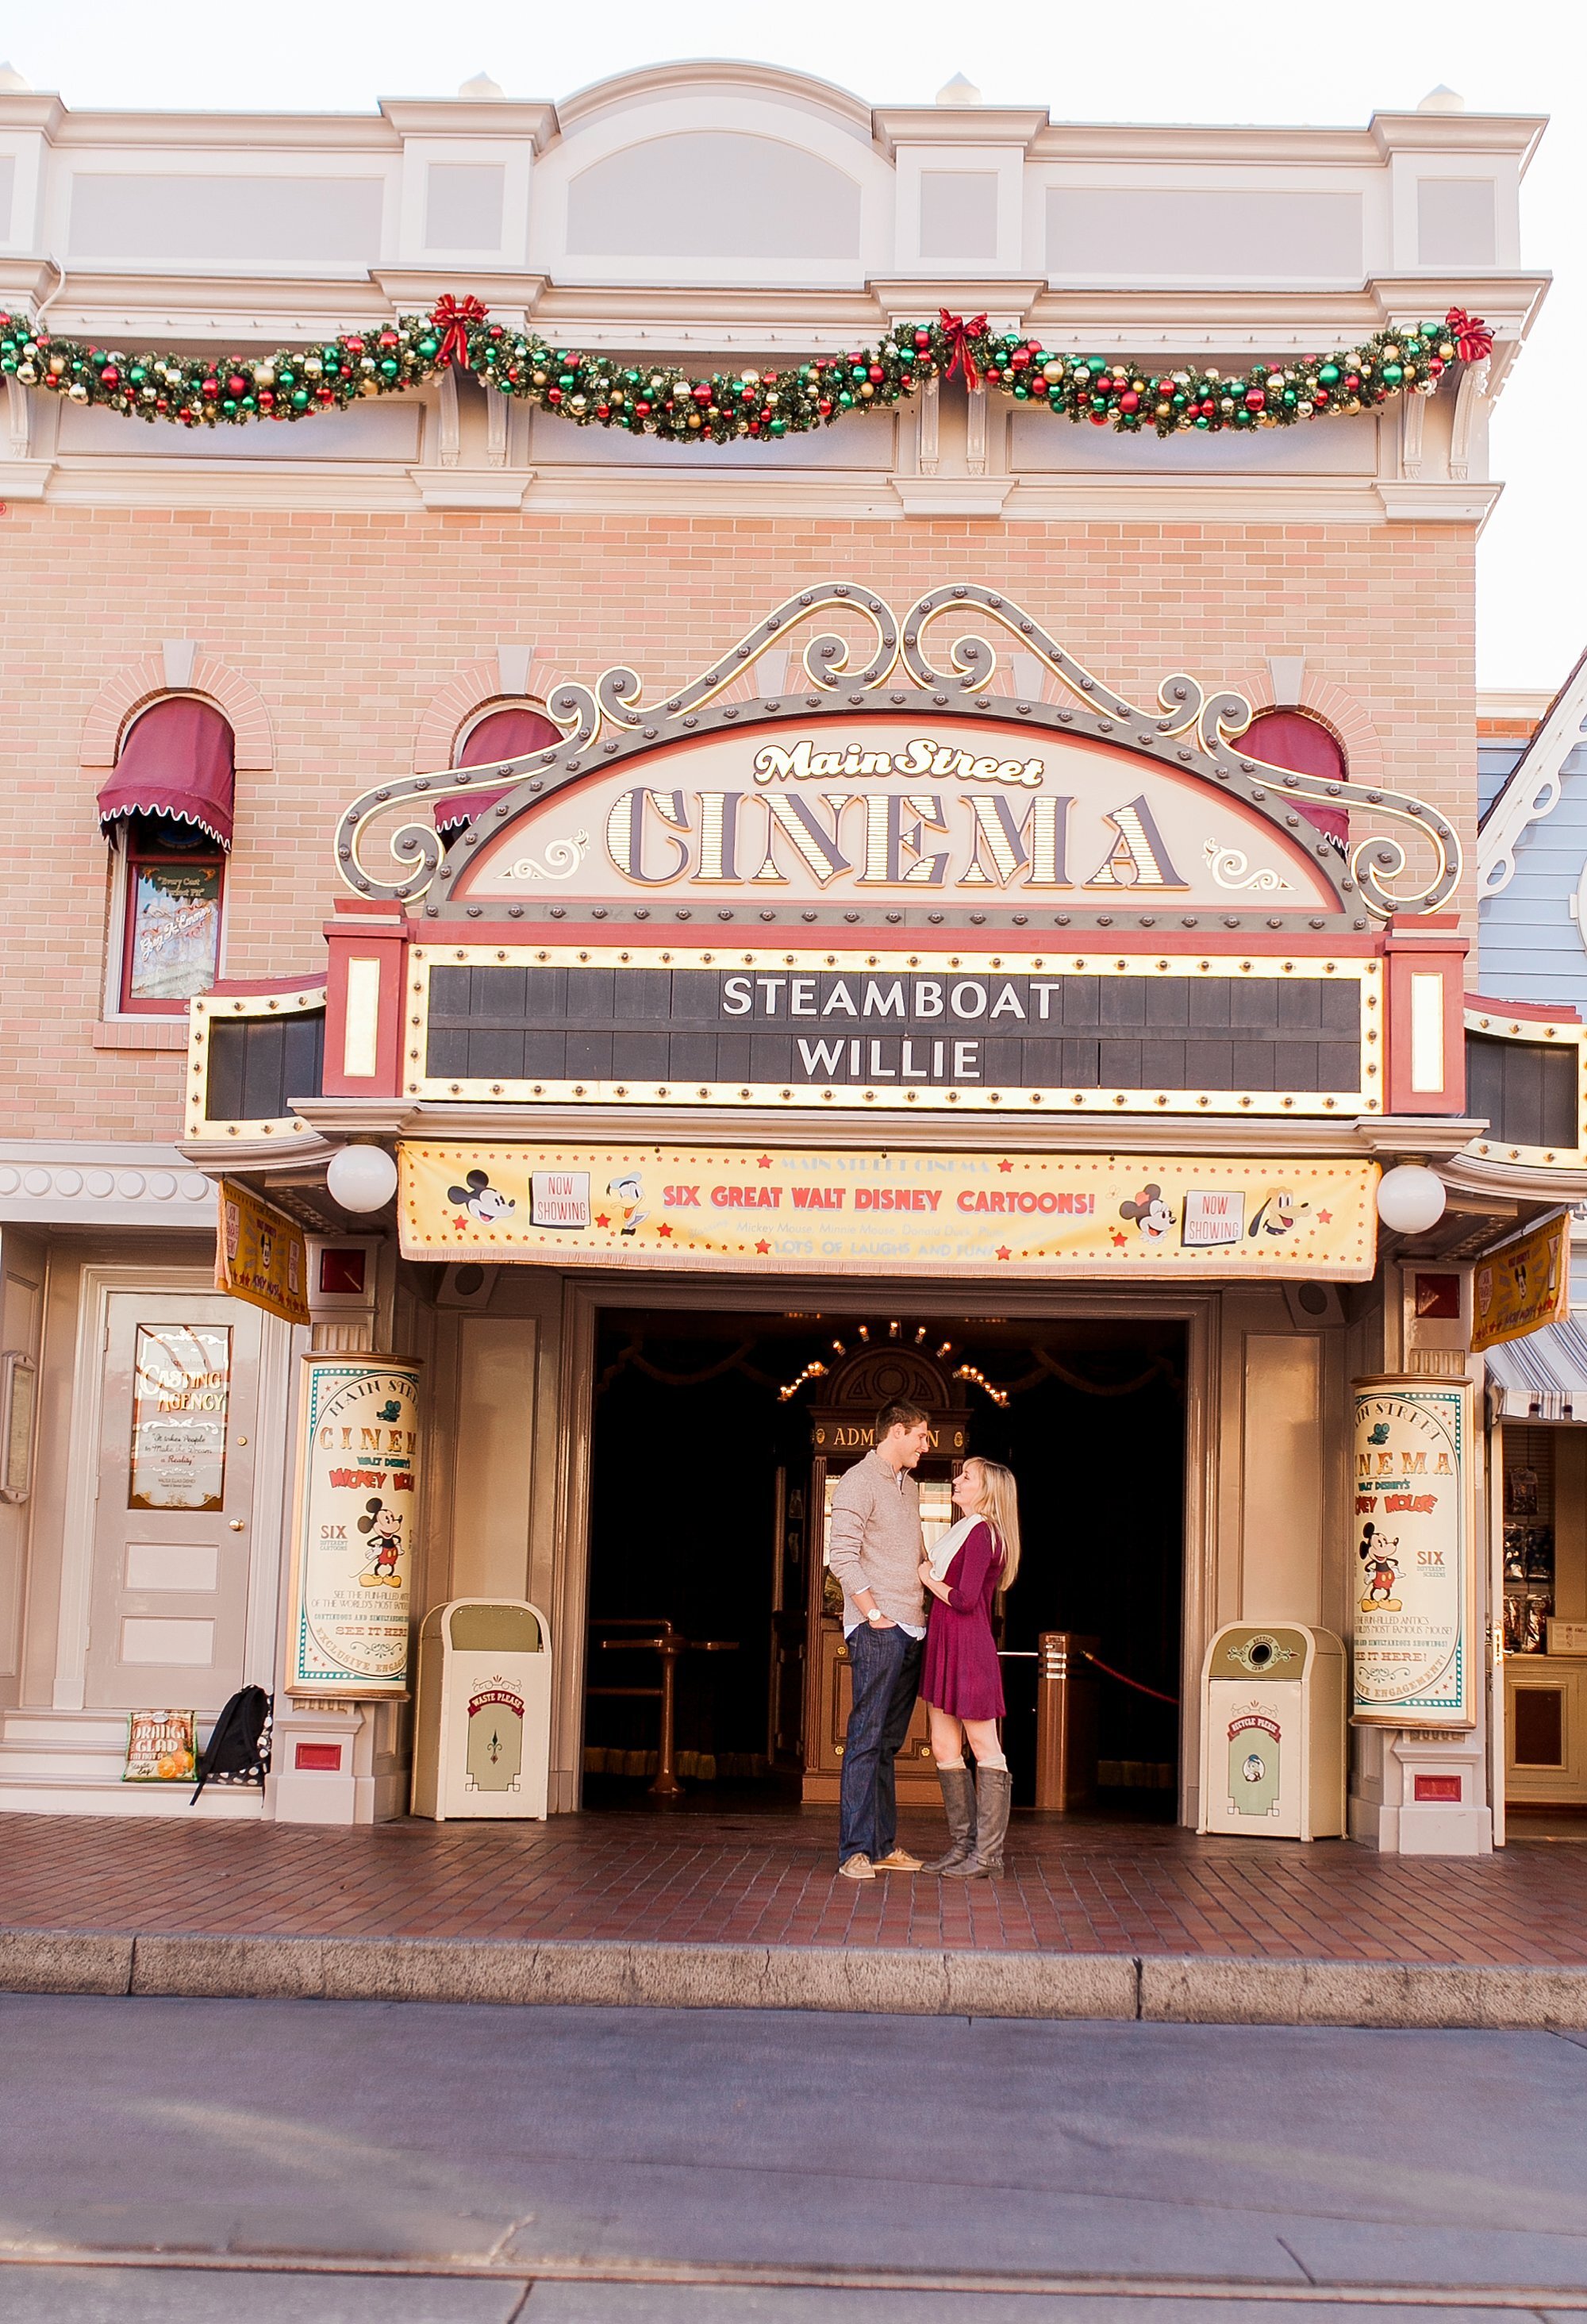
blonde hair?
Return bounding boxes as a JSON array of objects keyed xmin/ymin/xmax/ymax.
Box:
[{"xmin": 961, "ymin": 1457, "xmax": 1020, "ymax": 1589}]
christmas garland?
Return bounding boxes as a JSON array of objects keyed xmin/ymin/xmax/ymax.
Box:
[{"xmin": 0, "ymin": 295, "xmax": 1493, "ymax": 447}]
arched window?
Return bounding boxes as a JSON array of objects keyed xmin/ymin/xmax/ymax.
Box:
[
  {"xmin": 1243, "ymin": 710, "xmax": 1348, "ymax": 848},
  {"xmin": 437, "ymin": 704, "xmax": 562, "ymax": 837},
  {"xmin": 97, "ymin": 698, "xmax": 234, "ymax": 1012}
]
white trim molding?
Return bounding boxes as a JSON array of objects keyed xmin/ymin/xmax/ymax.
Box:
[{"xmin": 1478, "ymin": 642, "xmax": 1587, "ymax": 898}]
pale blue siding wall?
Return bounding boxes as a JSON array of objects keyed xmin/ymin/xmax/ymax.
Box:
[{"xmin": 1477, "ymin": 738, "xmax": 1587, "ymax": 1010}]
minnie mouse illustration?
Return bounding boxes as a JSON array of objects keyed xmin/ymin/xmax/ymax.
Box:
[
  {"xmin": 1120, "ymin": 1184, "xmax": 1174, "ymax": 1243},
  {"xmin": 448, "ymin": 1168, "xmax": 516, "ymax": 1229},
  {"xmin": 357, "ymin": 1499, "xmax": 405, "ymax": 1587}
]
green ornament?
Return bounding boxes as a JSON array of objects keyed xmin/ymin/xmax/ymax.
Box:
[
  {"xmin": 1381, "ymin": 362, "xmax": 1403, "ymax": 385},
  {"xmin": 1194, "ymin": 414, "xmax": 1210, "ymax": 429},
  {"xmin": 1319, "ymin": 362, "xmax": 1340, "ymax": 386},
  {"xmin": 1087, "ymin": 356, "xmax": 1108, "ymax": 375},
  {"xmin": 379, "ymin": 359, "xmax": 398, "ymax": 379},
  {"xmin": 837, "ymin": 390, "xmax": 854, "ymax": 407},
  {"xmin": 417, "ymin": 336, "xmax": 439, "ymax": 359},
  {"xmin": 292, "ymin": 388, "xmax": 310, "ymax": 409}
]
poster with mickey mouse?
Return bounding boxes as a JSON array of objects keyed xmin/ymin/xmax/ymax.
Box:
[{"xmin": 288, "ymin": 1355, "xmax": 423, "ymax": 1696}]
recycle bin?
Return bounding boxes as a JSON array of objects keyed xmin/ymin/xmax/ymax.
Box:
[
  {"xmin": 410, "ymin": 1598, "xmax": 552, "ymax": 1820},
  {"xmin": 1197, "ymin": 1622, "xmax": 1345, "ymax": 1841}
]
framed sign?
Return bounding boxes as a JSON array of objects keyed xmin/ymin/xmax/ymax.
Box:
[
  {"xmin": 401, "ymin": 1141, "xmax": 1380, "ymax": 1282},
  {"xmin": 286, "ymin": 1355, "xmax": 421, "ymax": 1696},
  {"xmin": 1351, "ymin": 1376, "xmax": 1476, "ymax": 1729},
  {"xmin": 129, "ymin": 1324, "xmax": 231, "ymax": 1510},
  {"xmin": 0, "ymin": 1350, "xmax": 37, "ymax": 1504}
]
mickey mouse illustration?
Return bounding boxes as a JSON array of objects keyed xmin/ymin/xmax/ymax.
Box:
[
  {"xmin": 608, "ymin": 1172, "xmax": 648, "ymax": 1237},
  {"xmin": 1119, "ymin": 1184, "xmax": 1174, "ymax": 1243},
  {"xmin": 1357, "ymin": 1519, "xmax": 1401, "ymax": 1612},
  {"xmin": 357, "ymin": 1499, "xmax": 405, "ymax": 1587},
  {"xmin": 448, "ymin": 1168, "xmax": 516, "ymax": 1229}
]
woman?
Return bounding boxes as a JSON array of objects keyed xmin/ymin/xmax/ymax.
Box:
[{"xmin": 917, "ymin": 1457, "xmax": 1021, "ymax": 1879}]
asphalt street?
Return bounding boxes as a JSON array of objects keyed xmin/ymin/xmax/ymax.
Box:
[{"xmin": 2, "ymin": 1994, "xmax": 1585, "ymax": 2322}]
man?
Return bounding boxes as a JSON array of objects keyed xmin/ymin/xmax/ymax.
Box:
[{"xmin": 827, "ymin": 1399, "xmax": 932, "ymax": 1880}]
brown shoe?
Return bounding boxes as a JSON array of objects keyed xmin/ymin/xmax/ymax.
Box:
[
  {"xmin": 838, "ymin": 1853, "xmax": 876, "ymax": 1880},
  {"xmin": 873, "ymin": 1848, "xmax": 922, "ymax": 1872}
]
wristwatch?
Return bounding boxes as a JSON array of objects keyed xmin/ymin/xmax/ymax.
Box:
[{"xmin": 866, "ymin": 1608, "xmax": 886, "ymax": 1625}]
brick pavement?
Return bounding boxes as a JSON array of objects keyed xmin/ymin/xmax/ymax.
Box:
[{"xmin": 1, "ymin": 1805, "xmax": 1584, "ymax": 1967}]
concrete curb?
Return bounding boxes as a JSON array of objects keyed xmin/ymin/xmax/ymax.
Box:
[{"xmin": 2, "ymin": 1930, "xmax": 1585, "ymax": 2026}]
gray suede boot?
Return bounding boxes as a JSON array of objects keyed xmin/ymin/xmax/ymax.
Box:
[
  {"xmin": 920, "ymin": 1766, "xmax": 977, "ymax": 1874},
  {"xmin": 943, "ymin": 1764, "xmax": 1012, "ymax": 1879}
]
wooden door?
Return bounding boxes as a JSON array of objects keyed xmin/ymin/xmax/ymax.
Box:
[{"xmin": 84, "ymin": 1293, "xmax": 261, "ymax": 1713}]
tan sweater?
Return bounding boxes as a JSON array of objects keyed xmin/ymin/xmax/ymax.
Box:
[{"xmin": 828, "ymin": 1449, "xmax": 926, "ymax": 1633}]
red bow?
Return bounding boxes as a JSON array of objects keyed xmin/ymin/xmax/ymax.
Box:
[
  {"xmin": 428, "ymin": 294, "xmax": 489, "ymax": 370},
  {"xmin": 1445, "ymin": 306, "xmax": 1493, "ymax": 364},
  {"xmin": 937, "ymin": 309, "xmax": 989, "ymax": 391}
]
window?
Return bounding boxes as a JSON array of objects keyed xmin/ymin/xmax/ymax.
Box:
[
  {"xmin": 1243, "ymin": 709, "xmax": 1347, "ymax": 848},
  {"xmin": 120, "ymin": 815, "xmax": 225, "ymax": 1010},
  {"xmin": 97, "ymin": 698, "xmax": 235, "ymax": 1015}
]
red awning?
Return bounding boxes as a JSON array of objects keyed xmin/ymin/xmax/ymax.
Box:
[
  {"xmin": 1243, "ymin": 710, "xmax": 1348, "ymax": 846},
  {"xmin": 97, "ymin": 698, "xmax": 236, "ymax": 850},
  {"xmin": 437, "ymin": 706, "xmax": 561, "ymax": 834}
]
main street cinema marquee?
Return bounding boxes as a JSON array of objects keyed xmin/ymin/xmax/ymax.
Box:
[{"xmin": 317, "ymin": 584, "xmax": 1460, "ymax": 1126}]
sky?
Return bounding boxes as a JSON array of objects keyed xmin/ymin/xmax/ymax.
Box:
[{"xmin": 2, "ymin": 0, "xmax": 1582, "ymax": 695}]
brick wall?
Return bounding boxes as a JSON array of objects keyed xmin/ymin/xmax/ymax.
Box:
[{"xmin": 0, "ymin": 505, "xmax": 1477, "ymax": 1142}]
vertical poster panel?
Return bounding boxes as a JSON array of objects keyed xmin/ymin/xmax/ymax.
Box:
[
  {"xmin": 286, "ymin": 1355, "xmax": 421, "ymax": 1697},
  {"xmin": 1351, "ymin": 1376, "xmax": 1475, "ymax": 1729}
]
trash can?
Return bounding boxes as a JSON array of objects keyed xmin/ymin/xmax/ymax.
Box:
[
  {"xmin": 410, "ymin": 1599, "xmax": 552, "ymax": 1821},
  {"xmin": 1197, "ymin": 1622, "xmax": 1346, "ymax": 1841}
]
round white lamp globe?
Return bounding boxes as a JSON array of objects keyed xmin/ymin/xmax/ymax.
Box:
[
  {"xmin": 1375, "ymin": 1164, "xmax": 1446, "ymax": 1236},
  {"xmin": 326, "ymin": 1144, "xmax": 398, "ymax": 1213}
]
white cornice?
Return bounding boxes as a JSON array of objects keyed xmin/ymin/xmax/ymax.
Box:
[
  {"xmin": 554, "ymin": 60, "xmax": 875, "ymax": 141},
  {"xmin": 872, "ymin": 107, "xmax": 1049, "ymax": 150},
  {"xmin": 378, "ymin": 98, "xmax": 559, "ymax": 149}
]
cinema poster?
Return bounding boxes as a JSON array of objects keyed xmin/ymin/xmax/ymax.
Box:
[
  {"xmin": 1351, "ymin": 1377, "xmax": 1475, "ymax": 1729},
  {"xmin": 286, "ymin": 1355, "xmax": 422, "ymax": 1696}
]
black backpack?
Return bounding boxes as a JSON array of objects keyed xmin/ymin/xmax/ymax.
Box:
[{"xmin": 192, "ymin": 1687, "xmax": 273, "ymax": 1803}]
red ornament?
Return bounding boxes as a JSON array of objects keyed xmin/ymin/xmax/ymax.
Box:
[
  {"xmin": 201, "ymin": 375, "xmax": 219, "ymax": 397},
  {"xmin": 346, "ymin": 337, "xmax": 364, "ymax": 354},
  {"xmin": 1120, "ymin": 389, "xmax": 1140, "ymax": 414},
  {"xmin": 226, "ymin": 372, "xmax": 247, "ymax": 397},
  {"xmin": 1088, "ymin": 411, "xmax": 1108, "ymax": 427},
  {"xmin": 1344, "ymin": 374, "xmax": 1360, "ymax": 393},
  {"xmin": 258, "ymin": 390, "xmax": 275, "ymax": 410},
  {"xmin": 100, "ymin": 365, "xmax": 120, "ymax": 387},
  {"xmin": 1010, "ymin": 348, "xmax": 1030, "ymax": 369},
  {"xmin": 547, "ymin": 387, "xmax": 563, "ymax": 403},
  {"xmin": 1244, "ymin": 387, "xmax": 1265, "ymax": 410}
]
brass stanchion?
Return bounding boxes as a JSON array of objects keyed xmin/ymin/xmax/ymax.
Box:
[{"xmin": 1034, "ymin": 1630, "xmax": 1099, "ymax": 1814}]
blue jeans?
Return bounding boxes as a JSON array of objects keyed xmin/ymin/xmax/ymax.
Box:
[{"xmin": 838, "ymin": 1624, "xmax": 924, "ymax": 1864}]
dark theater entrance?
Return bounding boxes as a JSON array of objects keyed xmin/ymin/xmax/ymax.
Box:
[{"xmin": 582, "ymin": 1306, "xmax": 1185, "ymax": 1818}]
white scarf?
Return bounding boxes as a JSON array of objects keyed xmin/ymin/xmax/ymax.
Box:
[{"xmin": 927, "ymin": 1512, "xmax": 997, "ymax": 1582}]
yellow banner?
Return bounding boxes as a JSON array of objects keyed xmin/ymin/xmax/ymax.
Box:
[
  {"xmin": 217, "ymin": 1179, "xmax": 311, "ymax": 1326},
  {"xmin": 1473, "ymin": 1213, "xmax": 1570, "ymax": 1353},
  {"xmin": 399, "ymin": 1143, "xmax": 1379, "ymax": 1280}
]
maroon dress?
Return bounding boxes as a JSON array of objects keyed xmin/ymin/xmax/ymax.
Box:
[{"xmin": 920, "ymin": 1519, "xmax": 1006, "ymax": 1720}]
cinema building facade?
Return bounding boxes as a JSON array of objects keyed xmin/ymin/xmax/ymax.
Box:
[{"xmin": 0, "ymin": 63, "xmax": 1574, "ymax": 1852}]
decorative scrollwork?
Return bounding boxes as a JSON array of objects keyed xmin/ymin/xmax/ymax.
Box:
[
  {"xmin": 334, "ymin": 684, "xmax": 595, "ymax": 902},
  {"xmin": 331, "ymin": 578, "xmax": 1460, "ymax": 917},
  {"xmin": 1201, "ymin": 693, "xmax": 1464, "ymax": 919}
]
